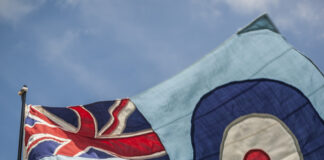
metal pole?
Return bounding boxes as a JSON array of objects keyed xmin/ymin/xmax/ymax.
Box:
[{"xmin": 17, "ymin": 85, "xmax": 28, "ymax": 160}]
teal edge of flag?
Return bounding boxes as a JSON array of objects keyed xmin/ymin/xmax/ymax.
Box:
[
  {"xmin": 237, "ymin": 13, "xmax": 280, "ymax": 35},
  {"xmin": 130, "ymin": 14, "xmax": 324, "ymax": 160}
]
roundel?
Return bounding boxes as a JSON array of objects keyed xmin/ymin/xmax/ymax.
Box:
[
  {"xmin": 191, "ymin": 79, "xmax": 324, "ymax": 160},
  {"xmin": 220, "ymin": 114, "xmax": 302, "ymax": 160}
]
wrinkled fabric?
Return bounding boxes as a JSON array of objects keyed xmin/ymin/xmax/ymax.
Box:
[{"xmin": 131, "ymin": 15, "xmax": 324, "ymax": 159}]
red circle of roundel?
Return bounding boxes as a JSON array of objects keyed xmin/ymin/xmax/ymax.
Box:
[{"xmin": 244, "ymin": 149, "xmax": 270, "ymax": 160}]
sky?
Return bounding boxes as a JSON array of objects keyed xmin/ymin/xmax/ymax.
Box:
[{"xmin": 0, "ymin": 0, "xmax": 323, "ymax": 159}]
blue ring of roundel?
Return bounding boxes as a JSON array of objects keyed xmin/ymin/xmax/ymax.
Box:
[{"xmin": 191, "ymin": 79, "xmax": 324, "ymax": 160}]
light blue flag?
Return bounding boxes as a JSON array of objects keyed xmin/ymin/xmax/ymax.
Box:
[{"xmin": 132, "ymin": 14, "xmax": 324, "ymax": 160}]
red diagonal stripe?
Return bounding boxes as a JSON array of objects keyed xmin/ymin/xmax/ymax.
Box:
[
  {"xmin": 102, "ymin": 99, "xmax": 129, "ymax": 135},
  {"xmin": 68, "ymin": 106, "xmax": 96, "ymax": 137}
]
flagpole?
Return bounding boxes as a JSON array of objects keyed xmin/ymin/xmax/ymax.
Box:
[{"xmin": 17, "ymin": 85, "xmax": 28, "ymax": 160}]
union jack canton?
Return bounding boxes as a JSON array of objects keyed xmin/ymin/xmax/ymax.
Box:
[{"xmin": 24, "ymin": 99, "xmax": 169, "ymax": 160}]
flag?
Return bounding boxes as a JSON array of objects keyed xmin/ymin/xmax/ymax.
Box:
[
  {"xmin": 24, "ymin": 99, "xmax": 169, "ymax": 160},
  {"xmin": 24, "ymin": 14, "xmax": 324, "ymax": 160},
  {"xmin": 131, "ymin": 14, "xmax": 324, "ymax": 159}
]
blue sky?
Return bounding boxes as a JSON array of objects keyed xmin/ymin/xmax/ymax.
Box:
[{"xmin": 0, "ymin": 0, "xmax": 323, "ymax": 159}]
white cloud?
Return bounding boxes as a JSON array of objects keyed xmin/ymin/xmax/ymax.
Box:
[
  {"xmin": 40, "ymin": 30, "xmax": 118, "ymax": 97},
  {"xmin": 191, "ymin": 0, "xmax": 222, "ymax": 20},
  {"xmin": 273, "ymin": 16, "xmax": 296, "ymax": 32},
  {"xmin": 191, "ymin": 0, "xmax": 324, "ymax": 39},
  {"xmin": 0, "ymin": 0, "xmax": 43, "ymax": 23},
  {"xmin": 64, "ymin": 0, "xmax": 79, "ymax": 6},
  {"xmin": 224, "ymin": 0, "xmax": 279, "ymax": 14},
  {"xmin": 191, "ymin": 0, "xmax": 278, "ymax": 16},
  {"xmin": 294, "ymin": 1, "xmax": 322, "ymax": 24},
  {"xmin": 46, "ymin": 31, "xmax": 77, "ymax": 57},
  {"xmin": 55, "ymin": 0, "xmax": 80, "ymax": 8},
  {"xmin": 75, "ymin": 1, "xmax": 191, "ymax": 74},
  {"xmin": 272, "ymin": 0, "xmax": 324, "ymax": 39}
]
